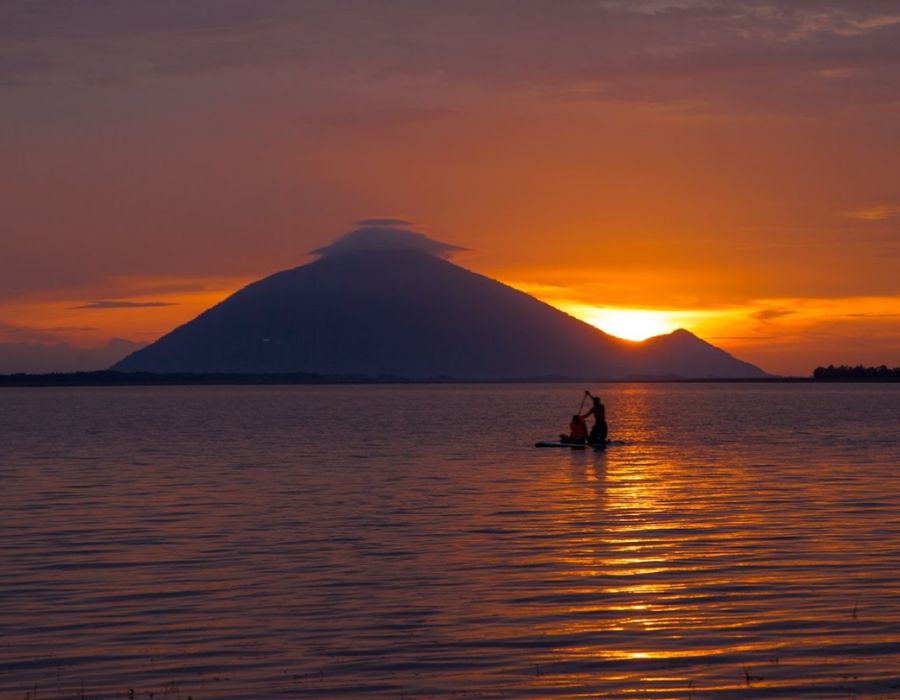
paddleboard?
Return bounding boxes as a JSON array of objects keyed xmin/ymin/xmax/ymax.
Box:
[{"xmin": 535, "ymin": 440, "xmax": 608, "ymax": 449}]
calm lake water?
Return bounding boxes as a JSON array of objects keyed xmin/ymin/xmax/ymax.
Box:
[{"xmin": 2, "ymin": 383, "xmax": 900, "ymax": 699}]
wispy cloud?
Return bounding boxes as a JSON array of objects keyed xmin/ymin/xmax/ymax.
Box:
[
  {"xmin": 72, "ymin": 300, "xmax": 177, "ymax": 310},
  {"xmin": 0, "ymin": 321, "xmax": 97, "ymax": 344},
  {"xmin": 0, "ymin": 338, "xmax": 144, "ymax": 374},
  {"xmin": 846, "ymin": 204, "xmax": 900, "ymax": 222},
  {"xmin": 787, "ymin": 10, "xmax": 900, "ymax": 40},
  {"xmin": 750, "ymin": 308, "xmax": 796, "ymax": 321},
  {"xmin": 845, "ymin": 311, "xmax": 900, "ymax": 319},
  {"xmin": 3, "ymin": 1, "xmax": 900, "ymax": 113}
]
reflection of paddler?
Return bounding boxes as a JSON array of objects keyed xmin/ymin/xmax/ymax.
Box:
[
  {"xmin": 582, "ymin": 390, "xmax": 608, "ymax": 445},
  {"xmin": 560, "ymin": 415, "xmax": 588, "ymax": 444}
]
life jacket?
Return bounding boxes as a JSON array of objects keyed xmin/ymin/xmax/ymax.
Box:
[{"xmin": 569, "ymin": 419, "xmax": 588, "ymax": 440}]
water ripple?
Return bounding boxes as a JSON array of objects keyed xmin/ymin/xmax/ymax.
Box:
[{"xmin": 1, "ymin": 383, "xmax": 899, "ymax": 698}]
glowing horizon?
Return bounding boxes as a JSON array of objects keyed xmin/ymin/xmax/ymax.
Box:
[
  {"xmin": 3, "ymin": 260, "xmax": 900, "ymax": 376},
  {"xmin": 557, "ymin": 305, "xmax": 681, "ymax": 342},
  {"xmin": 2, "ymin": 2, "xmax": 899, "ymax": 375}
]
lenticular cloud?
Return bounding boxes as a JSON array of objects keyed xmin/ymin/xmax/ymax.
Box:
[{"xmin": 311, "ymin": 220, "xmax": 467, "ymax": 259}]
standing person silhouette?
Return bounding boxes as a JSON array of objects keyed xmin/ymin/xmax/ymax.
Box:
[{"xmin": 582, "ymin": 391, "xmax": 608, "ymax": 446}]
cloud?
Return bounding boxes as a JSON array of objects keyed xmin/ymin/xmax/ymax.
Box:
[
  {"xmin": 846, "ymin": 204, "xmax": 900, "ymax": 222},
  {"xmin": 0, "ymin": 338, "xmax": 144, "ymax": 374},
  {"xmin": 0, "ymin": 321, "xmax": 96, "ymax": 344},
  {"xmin": 3, "ymin": 1, "xmax": 900, "ymax": 113},
  {"xmin": 311, "ymin": 220, "xmax": 467, "ymax": 259},
  {"xmin": 786, "ymin": 9, "xmax": 900, "ymax": 40},
  {"xmin": 597, "ymin": 1, "xmax": 718, "ymax": 14},
  {"xmin": 0, "ymin": 321, "xmax": 60, "ymax": 344},
  {"xmin": 707, "ymin": 335, "xmax": 776, "ymax": 341},
  {"xmin": 354, "ymin": 217, "xmax": 415, "ymax": 228},
  {"xmin": 309, "ymin": 107, "xmax": 456, "ymax": 129},
  {"xmin": 72, "ymin": 300, "xmax": 178, "ymax": 309},
  {"xmin": 751, "ymin": 308, "xmax": 796, "ymax": 321}
]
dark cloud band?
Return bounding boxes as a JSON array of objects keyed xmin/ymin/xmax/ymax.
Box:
[{"xmin": 72, "ymin": 300, "xmax": 177, "ymax": 310}]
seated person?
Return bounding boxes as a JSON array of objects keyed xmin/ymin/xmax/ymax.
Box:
[{"xmin": 560, "ymin": 415, "xmax": 588, "ymax": 444}]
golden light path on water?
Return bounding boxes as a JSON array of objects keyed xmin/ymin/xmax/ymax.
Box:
[{"xmin": 480, "ymin": 384, "xmax": 900, "ymax": 697}]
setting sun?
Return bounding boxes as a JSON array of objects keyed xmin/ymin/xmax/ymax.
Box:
[
  {"xmin": 558, "ymin": 305, "xmax": 681, "ymax": 341},
  {"xmin": 588, "ymin": 309, "xmax": 677, "ymax": 341}
]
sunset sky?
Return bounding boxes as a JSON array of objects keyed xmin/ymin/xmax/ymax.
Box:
[{"xmin": 2, "ymin": 1, "xmax": 899, "ymax": 375}]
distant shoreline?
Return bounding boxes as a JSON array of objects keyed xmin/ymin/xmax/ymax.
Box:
[
  {"xmin": 0, "ymin": 370, "xmax": 380, "ymax": 388},
  {"xmin": 2, "ymin": 370, "xmax": 895, "ymax": 388}
]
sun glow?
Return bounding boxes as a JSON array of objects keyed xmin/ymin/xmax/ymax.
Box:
[
  {"xmin": 589, "ymin": 309, "xmax": 677, "ymax": 341},
  {"xmin": 559, "ymin": 305, "xmax": 682, "ymax": 341}
]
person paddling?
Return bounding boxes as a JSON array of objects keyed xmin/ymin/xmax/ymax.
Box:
[
  {"xmin": 582, "ymin": 390, "xmax": 608, "ymax": 445},
  {"xmin": 560, "ymin": 414, "xmax": 588, "ymax": 445}
]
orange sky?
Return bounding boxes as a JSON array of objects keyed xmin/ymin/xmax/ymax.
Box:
[{"xmin": 1, "ymin": 1, "xmax": 899, "ymax": 375}]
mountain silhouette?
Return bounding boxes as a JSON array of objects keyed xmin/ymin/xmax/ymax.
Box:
[
  {"xmin": 113, "ymin": 225, "xmax": 766, "ymax": 379},
  {"xmin": 625, "ymin": 328, "xmax": 763, "ymax": 379}
]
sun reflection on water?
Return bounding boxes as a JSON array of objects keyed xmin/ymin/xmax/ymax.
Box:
[{"xmin": 521, "ymin": 387, "xmax": 793, "ymax": 696}]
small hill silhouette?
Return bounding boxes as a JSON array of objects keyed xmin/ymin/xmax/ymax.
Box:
[{"xmin": 113, "ymin": 223, "xmax": 766, "ymax": 379}]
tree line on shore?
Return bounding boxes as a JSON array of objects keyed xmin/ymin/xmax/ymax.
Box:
[{"xmin": 813, "ymin": 365, "xmax": 900, "ymax": 380}]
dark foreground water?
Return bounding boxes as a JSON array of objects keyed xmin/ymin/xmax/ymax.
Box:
[{"xmin": 2, "ymin": 383, "xmax": 900, "ymax": 699}]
